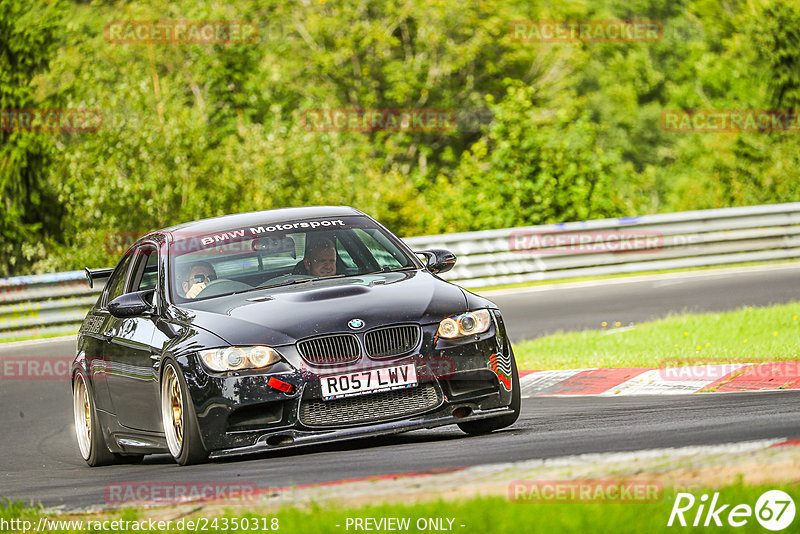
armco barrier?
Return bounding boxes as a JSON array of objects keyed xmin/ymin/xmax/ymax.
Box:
[
  {"xmin": 404, "ymin": 202, "xmax": 800, "ymax": 286},
  {"xmin": 2, "ymin": 203, "xmax": 800, "ymax": 340},
  {"xmin": 0, "ymin": 271, "xmax": 103, "ymax": 340}
]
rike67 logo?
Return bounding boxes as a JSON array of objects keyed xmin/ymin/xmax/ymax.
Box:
[{"xmin": 668, "ymin": 490, "xmax": 795, "ymax": 531}]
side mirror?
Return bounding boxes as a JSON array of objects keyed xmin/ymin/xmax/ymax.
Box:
[
  {"xmin": 108, "ymin": 290, "xmax": 155, "ymax": 318},
  {"xmin": 417, "ymin": 249, "xmax": 457, "ymax": 274}
]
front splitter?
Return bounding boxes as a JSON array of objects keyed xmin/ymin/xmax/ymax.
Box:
[{"xmin": 208, "ymin": 407, "xmax": 513, "ymax": 459}]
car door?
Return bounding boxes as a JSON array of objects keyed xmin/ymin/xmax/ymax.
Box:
[
  {"xmin": 103, "ymin": 243, "xmax": 162, "ymax": 432},
  {"xmin": 83, "ymin": 253, "xmax": 133, "ymax": 414}
]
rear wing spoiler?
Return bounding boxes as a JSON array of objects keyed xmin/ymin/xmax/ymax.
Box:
[{"xmin": 85, "ymin": 267, "xmax": 114, "ymax": 288}]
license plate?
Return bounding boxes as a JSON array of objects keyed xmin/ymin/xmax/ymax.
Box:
[{"xmin": 320, "ymin": 364, "xmax": 417, "ymax": 400}]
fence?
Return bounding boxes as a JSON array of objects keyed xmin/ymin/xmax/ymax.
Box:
[{"xmin": 3, "ymin": 203, "xmax": 800, "ymax": 340}]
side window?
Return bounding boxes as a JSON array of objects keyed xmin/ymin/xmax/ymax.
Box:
[
  {"xmin": 103, "ymin": 254, "xmax": 133, "ymax": 306},
  {"xmin": 129, "ymin": 245, "xmax": 159, "ymax": 292}
]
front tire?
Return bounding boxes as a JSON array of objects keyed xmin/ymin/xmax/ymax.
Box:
[
  {"xmin": 73, "ymin": 371, "xmax": 116, "ymax": 466},
  {"xmin": 458, "ymin": 349, "xmax": 521, "ymax": 435},
  {"xmin": 161, "ymin": 360, "xmax": 208, "ymax": 466}
]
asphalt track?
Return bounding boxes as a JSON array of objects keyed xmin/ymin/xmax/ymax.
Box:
[
  {"xmin": 2, "ymin": 264, "xmax": 800, "ymax": 509},
  {"xmin": 492, "ymin": 263, "xmax": 800, "ymax": 341}
]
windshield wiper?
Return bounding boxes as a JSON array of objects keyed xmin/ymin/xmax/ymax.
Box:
[
  {"xmin": 362, "ymin": 266, "xmax": 417, "ymax": 275},
  {"xmin": 251, "ymin": 278, "xmax": 315, "ymax": 291},
  {"xmin": 226, "ymin": 280, "xmax": 310, "ymax": 296},
  {"xmin": 250, "ymin": 273, "xmax": 347, "ymax": 292}
]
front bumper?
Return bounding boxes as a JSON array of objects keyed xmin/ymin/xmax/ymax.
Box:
[{"xmin": 182, "ymin": 318, "xmax": 514, "ymax": 455}]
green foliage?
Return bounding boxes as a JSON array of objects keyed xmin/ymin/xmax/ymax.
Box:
[
  {"xmin": 0, "ymin": 0, "xmax": 65, "ymax": 276},
  {"xmin": 752, "ymin": 1, "xmax": 800, "ymax": 110},
  {"xmin": 3, "ymin": 0, "xmax": 800, "ymax": 275},
  {"xmin": 436, "ymin": 81, "xmax": 631, "ymax": 231}
]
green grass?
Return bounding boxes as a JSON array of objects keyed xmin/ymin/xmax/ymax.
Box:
[
  {"xmin": 514, "ymin": 302, "xmax": 800, "ymax": 370},
  {"xmin": 0, "ymin": 330, "xmax": 78, "ymax": 344},
  {"xmin": 469, "ymin": 259, "xmax": 800, "ymax": 293},
  {"xmin": 3, "ymin": 482, "xmax": 798, "ymax": 533}
]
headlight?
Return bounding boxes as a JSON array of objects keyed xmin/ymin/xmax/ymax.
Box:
[
  {"xmin": 437, "ymin": 310, "xmax": 492, "ymax": 339},
  {"xmin": 198, "ymin": 346, "xmax": 281, "ymax": 372}
]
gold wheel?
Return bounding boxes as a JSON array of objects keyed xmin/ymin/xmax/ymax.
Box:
[
  {"xmin": 161, "ymin": 364, "xmax": 185, "ymax": 457},
  {"xmin": 72, "ymin": 373, "xmax": 92, "ymax": 460},
  {"xmin": 169, "ymin": 374, "xmax": 183, "ymax": 446}
]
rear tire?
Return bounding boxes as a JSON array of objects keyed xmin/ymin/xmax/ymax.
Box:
[
  {"xmin": 161, "ymin": 360, "xmax": 208, "ymax": 466},
  {"xmin": 73, "ymin": 371, "xmax": 116, "ymax": 467},
  {"xmin": 458, "ymin": 349, "xmax": 521, "ymax": 435}
]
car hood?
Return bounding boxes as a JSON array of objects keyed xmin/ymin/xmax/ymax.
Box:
[{"xmin": 173, "ymin": 271, "xmax": 468, "ymax": 346}]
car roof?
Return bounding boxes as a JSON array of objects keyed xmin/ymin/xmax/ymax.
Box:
[{"xmin": 159, "ymin": 206, "xmax": 365, "ymax": 237}]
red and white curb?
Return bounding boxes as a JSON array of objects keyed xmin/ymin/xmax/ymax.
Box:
[{"xmin": 519, "ymin": 362, "xmax": 800, "ymax": 397}]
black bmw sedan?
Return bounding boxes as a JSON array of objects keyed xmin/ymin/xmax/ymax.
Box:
[{"xmin": 72, "ymin": 206, "xmax": 519, "ymax": 466}]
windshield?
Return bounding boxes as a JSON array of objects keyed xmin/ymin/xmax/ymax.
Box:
[{"xmin": 169, "ymin": 215, "xmax": 418, "ymax": 303}]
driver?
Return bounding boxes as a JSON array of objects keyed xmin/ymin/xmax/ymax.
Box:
[
  {"xmin": 302, "ymin": 238, "xmax": 337, "ymax": 277},
  {"xmin": 181, "ymin": 261, "xmax": 217, "ymax": 298}
]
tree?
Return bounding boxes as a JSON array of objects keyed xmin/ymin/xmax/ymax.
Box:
[
  {"xmin": 753, "ymin": 1, "xmax": 800, "ymax": 110},
  {"xmin": 0, "ymin": 0, "xmax": 65, "ymax": 276},
  {"xmin": 436, "ymin": 80, "xmax": 632, "ymax": 232}
]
